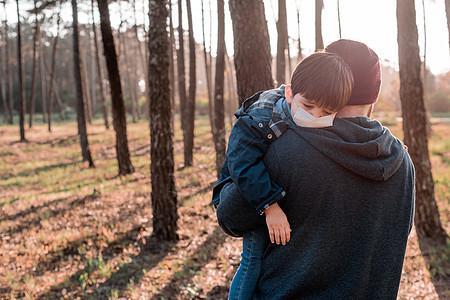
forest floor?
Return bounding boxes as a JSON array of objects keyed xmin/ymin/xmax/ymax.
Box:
[{"xmin": 0, "ymin": 117, "xmax": 449, "ymax": 299}]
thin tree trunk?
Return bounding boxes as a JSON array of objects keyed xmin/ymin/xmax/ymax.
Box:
[
  {"xmin": 4, "ymin": 1, "xmax": 13, "ymax": 124},
  {"xmin": 142, "ymin": 0, "xmax": 150, "ymax": 121},
  {"xmin": 202, "ymin": 0, "xmax": 214, "ymax": 134},
  {"xmin": 337, "ymin": 0, "xmax": 342, "ymax": 39},
  {"xmin": 29, "ymin": 0, "xmax": 39, "ymax": 128},
  {"xmin": 446, "ymin": 0, "xmax": 450, "ymax": 54},
  {"xmin": 296, "ymin": 1, "xmax": 303, "ymax": 62},
  {"xmin": 131, "ymin": 47, "xmax": 141, "ymax": 120},
  {"xmin": 124, "ymin": 33, "xmax": 138, "ymax": 123},
  {"xmin": 132, "ymin": 0, "xmax": 143, "ymax": 121},
  {"xmin": 48, "ymin": 10, "xmax": 61, "ymax": 132},
  {"xmin": 421, "ymin": 0, "xmax": 432, "ymax": 138},
  {"xmin": 225, "ymin": 46, "xmax": 236, "ymax": 115},
  {"xmin": 169, "ymin": 0, "xmax": 176, "ymax": 128},
  {"xmin": 89, "ymin": 10, "xmax": 97, "ymax": 118},
  {"xmin": 72, "ymin": 0, "xmax": 95, "ymax": 167},
  {"xmin": 98, "ymin": 0, "xmax": 135, "ymax": 175},
  {"xmin": 213, "ymin": 0, "xmax": 226, "ymax": 177},
  {"xmin": 82, "ymin": 39, "xmax": 93, "ymax": 124},
  {"xmin": 276, "ymin": 0, "xmax": 288, "ymax": 86},
  {"xmin": 39, "ymin": 49, "xmax": 47, "ymax": 123},
  {"xmin": 315, "ymin": 0, "xmax": 324, "ymax": 50},
  {"xmin": 397, "ymin": 0, "xmax": 446, "ymax": 242},
  {"xmin": 0, "ymin": 21, "xmax": 11, "ymax": 123},
  {"xmin": 177, "ymin": 0, "xmax": 187, "ymax": 133},
  {"xmin": 41, "ymin": 48, "xmax": 64, "ymax": 121},
  {"xmin": 91, "ymin": 0, "xmax": 109, "ymax": 129},
  {"xmin": 16, "ymin": 0, "xmax": 26, "ymax": 141},
  {"xmin": 229, "ymin": 0, "xmax": 274, "ymax": 105},
  {"xmin": 225, "ymin": 67, "xmax": 234, "ymax": 129},
  {"xmin": 117, "ymin": 7, "xmax": 136, "ymax": 124},
  {"xmin": 120, "ymin": 27, "xmax": 137, "ymax": 123},
  {"xmin": 225, "ymin": 45, "xmax": 238, "ymax": 129},
  {"xmin": 149, "ymin": 0, "xmax": 178, "ymax": 242},
  {"xmin": 184, "ymin": 0, "xmax": 196, "ymax": 167},
  {"xmin": 286, "ymin": 36, "xmax": 292, "ymax": 79}
]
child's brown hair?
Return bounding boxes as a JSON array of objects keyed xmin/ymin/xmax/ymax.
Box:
[{"xmin": 290, "ymin": 51, "xmax": 354, "ymax": 112}]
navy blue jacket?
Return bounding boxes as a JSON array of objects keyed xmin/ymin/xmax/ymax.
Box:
[
  {"xmin": 218, "ymin": 114, "xmax": 415, "ymax": 299},
  {"xmin": 212, "ymin": 86, "xmax": 289, "ymax": 214}
]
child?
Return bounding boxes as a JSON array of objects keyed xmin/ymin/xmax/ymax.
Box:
[{"xmin": 212, "ymin": 51, "xmax": 354, "ymax": 299}]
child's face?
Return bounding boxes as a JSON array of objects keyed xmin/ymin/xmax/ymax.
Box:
[{"xmin": 285, "ymin": 85, "xmax": 336, "ymax": 118}]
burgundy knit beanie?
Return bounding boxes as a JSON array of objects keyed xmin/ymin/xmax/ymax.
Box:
[{"xmin": 325, "ymin": 39, "xmax": 381, "ymax": 105}]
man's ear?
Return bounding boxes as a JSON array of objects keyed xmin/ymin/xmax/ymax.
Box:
[{"xmin": 285, "ymin": 85, "xmax": 293, "ymax": 104}]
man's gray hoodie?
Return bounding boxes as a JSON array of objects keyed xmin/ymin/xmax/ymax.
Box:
[{"xmin": 218, "ymin": 115, "xmax": 415, "ymax": 299}]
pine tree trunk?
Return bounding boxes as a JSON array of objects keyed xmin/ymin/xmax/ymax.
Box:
[
  {"xmin": 88, "ymin": 13, "xmax": 97, "ymax": 118},
  {"xmin": 276, "ymin": 0, "xmax": 287, "ymax": 86},
  {"xmin": 39, "ymin": 49, "xmax": 47, "ymax": 123},
  {"xmin": 202, "ymin": 0, "xmax": 214, "ymax": 134},
  {"xmin": 41, "ymin": 48, "xmax": 65, "ymax": 121},
  {"xmin": 446, "ymin": 0, "xmax": 450, "ymax": 54},
  {"xmin": 169, "ymin": 0, "xmax": 176, "ymax": 129},
  {"xmin": 0, "ymin": 23, "xmax": 11, "ymax": 123},
  {"xmin": 72, "ymin": 0, "xmax": 95, "ymax": 168},
  {"xmin": 16, "ymin": 0, "xmax": 26, "ymax": 141},
  {"xmin": 184, "ymin": 0, "xmax": 196, "ymax": 167},
  {"xmin": 396, "ymin": 0, "xmax": 446, "ymax": 243},
  {"xmin": 91, "ymin": 0, "xmax": 109, "ymax": 129},
  {"xmin": 4, "ymin": 1, "xmax": 13, "ymax": 124},
  {"xmin": 29, "ymin": 1, "xmax": 39, "ymax": 129},
  {"xmin": 213, "ymin": 0, "xmax": 226, "ymax": 177},
  {"xmin": 48, "ymin": 11, "xmax": 61, "ymax": 132},
  {"xmin": 225, "ymin": 67, "xmax": 235, "ymax": 129},
  {"xmin": 149, "ymin": 0, "xmax": 178, "ymax": 242},
  {"xmin": 81, "ymin": 39, "xmax": 93, "ymax": 125},
  {"xmin": 225, "ymin": 46, "xmax": 237, "ymax": 128},
  {"xmin": 48, "ymin": 13, "xmax": 60, "ymax": 133},
  {"xmin": 177, "ymin": 0, "xmax": 187, "ymax": 133},
  {"xmin": 141, "ymin": 0, "xmax": 150, "ymax": 121},
  {"xmin": 121, "ymin": 31, "xmax": 137, "ymax": 123},
  {"xmin": 315, "ymin": 0, "xmax": 324, "ymax": 50},
  {"xmin": 296, "ymin": 6, "xmax": 303, "ymax": 62},
  {"xmin": 229, "ymin": 0, "xmax": 274, "ymax": 105},
  {"xmin": 53, "ymin": 83, "xmax": 65, "ymax": 121},
  {"xmin": 98, "ymin": 0, "xmax": 134, "ymax": 175},
  {"xmin": 131, "ymin": 0, "xmax": 142, "ymax": 121},
  {"xmin": 131, "ymin": 49, "xmax": 141, "ymax": 120},
  {"xmin": 337, "ymin": 0, "xmax": 342, "ymax": 39}
]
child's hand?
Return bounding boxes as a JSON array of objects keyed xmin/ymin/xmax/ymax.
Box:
[{"xmin": 264, "ymin": 203, "xmax": 291, "ymax": 245}]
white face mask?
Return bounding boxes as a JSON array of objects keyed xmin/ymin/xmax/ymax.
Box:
[{"xmin": 291, "ymin": 98, "xmax": 336, "ymax": 128}]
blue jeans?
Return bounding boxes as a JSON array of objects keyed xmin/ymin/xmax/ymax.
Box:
[{"xmin": 229, "ymin": 226, "xmax": 268, "ymax": 300}]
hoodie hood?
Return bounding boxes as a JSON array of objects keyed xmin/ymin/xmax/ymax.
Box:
[{"xmin": 290, "ymin": 117, "xmax": 406, "ymax": 181}]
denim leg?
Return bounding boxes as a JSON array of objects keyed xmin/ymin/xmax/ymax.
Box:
[
  {"xmin": 217, "ymin": 182, "xmax": 265, "ymax": 237},
  {"xmin": 228, "ymin": 226, "xmax": 268, "ymax": 300}
]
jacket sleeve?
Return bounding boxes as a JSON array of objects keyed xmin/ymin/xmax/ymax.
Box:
[{"xmin": 226, "ymin": 115, "xmax": 286, "ymax": 214}]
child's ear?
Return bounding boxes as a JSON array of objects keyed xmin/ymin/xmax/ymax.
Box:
[{"xmin": 285, "ymin": 85, "xmax": 293, "ymax": 104}]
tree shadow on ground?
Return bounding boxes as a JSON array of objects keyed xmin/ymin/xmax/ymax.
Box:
[
  {"xmin": 178, "ymin": 181, "xmax": 217, "ymax": 205},
  {"xmin": 0, "ymin": 195, "xmax": 71, "ymax": 223},
  {"xmin": 6, "ymin": 161, "xmax": 76, "ymax": 180},
  {"xmin": 55, "ymin": 235, "xmax": 174, "ymax": 299},
  {"xmin": 417, "ymin": 236, "xmax": 450, "ymax": 299},
  {"xmin": 5, "ymin": 194, "xmax": 97, "ymax": 238},
  {"xmin": 150, "ymin": 226, "xmax": 229, "ymax": 299}
]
